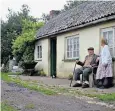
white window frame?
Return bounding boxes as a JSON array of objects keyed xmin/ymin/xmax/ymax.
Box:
[
  {"xmin": 37, "ymin": 45, "xmax": 42, "ymax": 59},
  {"xmin": 101, "ymin": 27, "xmax": 115, "ymax": 57},
  {"xmin": 65, "ymin": 35, "xmax": 79, "ymax": 59}
]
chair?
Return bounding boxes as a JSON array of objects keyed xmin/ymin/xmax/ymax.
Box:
[
  {"xmin": 89, "ymin": 66, "xmax": 98, "ymax": 87},
  {"xmin": 80, "ymin": 66, "xmax": 98, "ymax": 88}
]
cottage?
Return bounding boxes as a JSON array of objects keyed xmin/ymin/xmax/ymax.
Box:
[{"xmin": 34, "ymin": 1, "xmax": 115, "ymax": 80}]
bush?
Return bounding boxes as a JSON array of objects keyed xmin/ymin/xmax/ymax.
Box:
[
  {"xmin": 12, "ymin": 19, "xmax": 44, "ymax": 63},
  {"xmin": 40, "ymin": 70, "xmax": 46, "ymax": 77},
  {"xmin": 1, "ymin": 67, "xmax": 9, "ymax": 73},
  {"xmin": 68, "ymin": 74, "xmax": 73, "ymax": 80}
]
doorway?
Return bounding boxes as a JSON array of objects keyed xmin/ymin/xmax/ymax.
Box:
[{"xmin": 50, "ymin": 37, "xmax": 56, "ymax": 77}]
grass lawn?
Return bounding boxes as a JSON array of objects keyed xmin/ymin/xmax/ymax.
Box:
[
  {"xmin": 1, "ymin": 102, "xmax": 17, "ymax": 111},
  {"xmin": 1, "ymin": 72, "xmax": 57, "ymax": 95},
  {"xmin": 96, "ymin": 93, "xmax": 115, "ymax": 101},
  {"xmin": 1, "ymin": 72, "xmax": 115, "ymax": 101}
]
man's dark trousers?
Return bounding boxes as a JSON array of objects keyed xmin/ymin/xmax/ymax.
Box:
[{"xmin": 74, "ymin": 67, "xmax": 92, "ymax": 81}]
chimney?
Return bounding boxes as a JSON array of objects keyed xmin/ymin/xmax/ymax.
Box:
[{"xmin": 49, "ymin": 10, "xmax": 60, "ymax": 19}]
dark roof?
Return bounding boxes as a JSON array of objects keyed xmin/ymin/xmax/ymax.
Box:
[{"xmin": 36, "ymin": 1, "xmax": 115, "ymax": 39}]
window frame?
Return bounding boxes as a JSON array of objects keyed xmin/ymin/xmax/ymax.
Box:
[
  {"xmin": 65, "ymin": 35, "xmax": 79, "ymax": 59},
  {"xmin": 101, "ymin": 27, "xmax": 115, "ymax": 57},
  {"xmin": 37, "ymin": 45, "xmax": 42, "ymax": 60}
]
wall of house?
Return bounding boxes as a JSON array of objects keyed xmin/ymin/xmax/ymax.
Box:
[
  {"xmin": 34, "ymin": 39, "xmax": 50, "ymax": 76},
  {"xmin": 113, "ymin": 62, "xmax": 115, "ymax": 83},
  {"xmin": 56, "ymin": 21, "xmax": 115, "ymax": 78},
  {"xmin": 34, "ymin": 21, "xmax": 115, "ymax": 79}
]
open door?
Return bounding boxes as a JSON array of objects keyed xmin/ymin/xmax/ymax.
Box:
[{"xmin": 50, "ymin": 38, "xmax": 56, "ymax": 77}]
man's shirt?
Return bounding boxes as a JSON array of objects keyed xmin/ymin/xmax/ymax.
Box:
[{"xmin": 84, "ymin": 55, "xmax": 93, "ymax": 67}]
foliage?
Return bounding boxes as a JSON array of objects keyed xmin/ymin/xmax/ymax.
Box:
[
  {"xmin": 42, "ymin": 0, "xmax": 87, "ymax": 22},
  {"xmin": 25, "ymin": 104, "xmax": 35, "ymax": 109},
  {"xmin": 2, "ymin": 72, "xmax": 115, "ymax": 101},
  {"xmin": 1, "ymin": 20, "xmax": 17, "ymax": 64},
  {"xmin": 8, "ymin": 72, "xmax": 22, "ymax": 75},
  {"xmin": 63, "ymin": 0, "xmax": 87, "ymax": 11},
  {"xmin": 68, "ymin": 74, "xmax": 73, "ymax": 80},
  {"xmin": 12, "ymin": 19, "xmax": 44, "ymax": 63},
  {"xmin": 1, "ymin": 4, "xmax": 39, "ymax": 65},
  {"xmin": 96, "ymin": 93, "xmax": 115, "ymax": 101},
  {"xmin": 42, "ymin": 13, "xmax": 50, "ymax": 22},
  {"xmin": 1, "ymin": 5, "xmax": 28, "ymax": 64},
  {"xmin": 1, "ymin": 102, "xmax": 17, "ymax": 111},
  {"xmin": 1, "ymin": 67, "xmax": 9, "ymax": 73},
  {"xmin": 40, "ymin": 69, "xmax": 46, "ymax": 76},
  {"xmin": 1, "ymin": 61, "xmax": 9, "ymax": 73}
]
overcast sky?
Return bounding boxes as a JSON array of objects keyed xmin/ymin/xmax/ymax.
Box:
[{"xmin": 1, "ymin": 0, "xmax": 67, "ymax": 21}]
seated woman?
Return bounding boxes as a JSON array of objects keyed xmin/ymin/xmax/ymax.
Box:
[{"xmin": 96, "ymin": 38, "xmax": 113, "ymax": 88}]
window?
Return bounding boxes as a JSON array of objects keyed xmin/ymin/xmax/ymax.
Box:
[
  {"xmin": 66, "ymin": 36, "xmax": 79, "ymax": 59},
  {"xmin": 101, "ymin": 27, "xmax": 115, "ymax": 57},
  {"xmin": 37, "ymin": 45, "xmax": 42, "ymax": 59}
]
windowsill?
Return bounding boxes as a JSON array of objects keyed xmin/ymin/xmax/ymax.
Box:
[
  {"xmin": 62, "ymin": 58, "xmax": 79, "ymax": 62},
  {"xmin": 35, "ymin": 59, "xmax": 42, "ymax": 61}
]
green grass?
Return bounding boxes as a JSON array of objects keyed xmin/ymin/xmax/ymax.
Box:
[
  {"xmin": 25, "ymin": 103, "xmax": 35, "ymax": 109},
  {"xmin": 49, "ymin": 86, "xmax": 115, "ymax": 101},
  {"xmin": 8, "ymin": 72, "xmax": 22, "ymax": 75},
  {"xmin": 96, "ymin": 93, "xmax": 115, "ymax": 101},
  {"xmin": 1, "ymin": 102, "xmax": 17, "ymax": 111},
  {"xmin": 1, "ymin": 72, "xmax": 115, "ymax": 101},
  {"xmin": 1, "ymin": 72, "xmax": 57, "ymax": 95}
]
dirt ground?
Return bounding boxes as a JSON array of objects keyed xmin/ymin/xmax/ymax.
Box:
[{"xmin": 1, "ymin": 80, "xmax": 115, "ymax": 111}]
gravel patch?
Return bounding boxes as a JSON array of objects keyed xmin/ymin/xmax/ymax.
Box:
[{"xmin": 1, "ymin": 81, "xmax": 115, "ymax": 111}]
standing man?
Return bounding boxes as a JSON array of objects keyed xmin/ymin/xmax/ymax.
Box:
[{"xmin": 73, "ymin": 47, "xmax": 98, "ymax": 88}]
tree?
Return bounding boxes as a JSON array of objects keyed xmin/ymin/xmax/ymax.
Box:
[
  {"xmin": 41, "ymin": 0, "xmax": 87, "ymax": 22},
  {"xmin": 1, "ymin": 20, "xmax": 18, "ymax": 64},
  {"xmin": 42, "ymin": 13, "xmax": 50, "ymax": 23},
  {"xmin": 12, "ymin": 19, "xmax": 44, "ymax": 63},
  {"xmin": 63, "ymin": 0, "xmax": 87, "ymax": 11},
  {"xmin": 1, "ymin": 4, "xmax": 39, "ymax": 65}
]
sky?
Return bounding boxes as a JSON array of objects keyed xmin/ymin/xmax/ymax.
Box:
[{"xmin": 1, "ymin": 0, "xmax": 67, "ymax": 21}]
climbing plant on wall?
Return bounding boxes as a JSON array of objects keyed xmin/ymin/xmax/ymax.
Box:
[{"xmin": 12, "ymin": 19, "xmax": 44, "ymax": 63}]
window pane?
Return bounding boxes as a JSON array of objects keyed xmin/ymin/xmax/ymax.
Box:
[
  {"xmin": 67, "ymin": 39, "xmax": 69, "ymax": 45},
  {"xmin": 40, "ymin": 51, "xmax": 42, "ymax": 58},
  {"xmin": 40, "ymin": 46, "xmax": 42, "ymax": 51},
  {"xmin": 74, "ymin": 44, "xmax": 77, "ymax": 50},
  {"xmin": 77, "ymin": 44, "xmax": 79, "ymax": 49},
  {"xmin": 70, "ymin": 39, "xmax": 72, "ymax": 45},
  {"xmin": 67, "ymin": 52, "xmax": 69, "ymax": 58},
  {"xmin": 69, "ymin": 51, "xmax": 72, "ymax": 58},
  {"xmin": 38, "ymin": 46, "xmax": 39, "ymax": 58},
  {"xmin": 114, "ymin": 28, "xmax": 115, "ymax": 47},
  {"xmin": 77, "ymin": 50, "xmax": 79, "ymax": 57},
  {"xmin": 73, "ymin": 51, "xmax": 77, "ymax": 57},
  {"xmin": 74, "ymin": 37, "xmax": 77, "ymax": 44},
  {"xmin": 70, "ymin": 45, "xmax": 72, "ymax": 51},
  {"xmin": 37, "ymin": 46, "xmax": 42, "ymax": 58},
  {"xmin": 77, "ymin": 38, "xmax": 79, "ymax": 57},
  {"xmin": 108, "ymin": 31, "xmax": 113, "ymax": 47},
  {"xmin": 67, "ymin": 45, "xmax": 69, "ymax": 51},
  {"xmin": 103, "ymin": 32, "xmax": 108, "ymax": 40},
  {"xmin": 77, "ymin": 37, "xmax": 79, "ymax": 43},
  {"xmin": 114, "ymin": 47, "xmax": 115, "ymax": 57}
]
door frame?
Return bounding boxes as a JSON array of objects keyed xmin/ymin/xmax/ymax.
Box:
[{"xmin": 50, "ymin": 37, "xmax": 57, "ymax": 77}]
